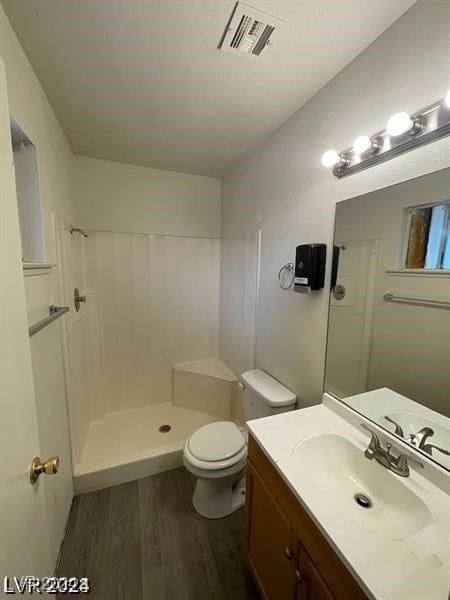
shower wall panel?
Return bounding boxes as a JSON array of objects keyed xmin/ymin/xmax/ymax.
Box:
[{"xmin": 84, "ymin": 232, "xmax": 220, "ymax": 415}]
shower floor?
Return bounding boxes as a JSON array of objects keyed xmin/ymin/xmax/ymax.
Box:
[{"xmin": 74, "ymin": 403, "xmax": 220, "ymax": 493}]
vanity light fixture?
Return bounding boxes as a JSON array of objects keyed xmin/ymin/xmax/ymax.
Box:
[
  {"xmin": 445, "ymin": 89, "xmax": 450, "ymax": 108},
  {"xmin": 321, "ymin": 149, "xmax": 347, "ymax": 168},
  {"xmin": 352, "ymin": 135, "xmax": 380, "ymax": 155},
  {"xmin": 322, "ymin": 93, "xmax": 450, "ymax": 178},
  {"xmin": 386, "ymin": 112, "xmax": 421, "ymax": 137}
]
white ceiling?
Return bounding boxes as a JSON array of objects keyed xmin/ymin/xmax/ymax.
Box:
[{"xmin": 2, "ymin": 0, "xmax": 416, "ymax": 177}]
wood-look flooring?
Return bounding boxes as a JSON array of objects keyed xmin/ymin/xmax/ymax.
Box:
[{"xmin": 57, "ymin": 467, "xmax": 258, "ymax": 600}]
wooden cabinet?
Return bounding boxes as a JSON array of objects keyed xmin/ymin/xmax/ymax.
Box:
[
  {"xmin": 296, "ymin": 545, "xmax": 334, "ymax": 600},
  {"xmin": 246, "ymin": 465, "xmax": 297, "ymax": 599},
  {"xmin": 245, "ymin": 435, "xmax": 367, "ymax": 600}
]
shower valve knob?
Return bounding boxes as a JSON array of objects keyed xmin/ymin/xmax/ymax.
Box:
[{"xmin": 74, "ymin": 288, "xmax": 87, "ymax": 312}]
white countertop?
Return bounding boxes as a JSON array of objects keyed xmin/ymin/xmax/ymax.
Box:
[{"xmin": 247, "ymin": 398, "xmax": 450, "ymax": 600}]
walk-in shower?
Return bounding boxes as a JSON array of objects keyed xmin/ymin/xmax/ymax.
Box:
[{"xmin": 55, "ymin": 216, "xmax": 260, "ymax": 492}]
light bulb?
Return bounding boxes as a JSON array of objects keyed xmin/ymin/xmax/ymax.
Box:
[
  {"xmin": 386, "ymin": 112, "xmax": 414, "ymax": 136},
  {"xmin": 353, "ymin": 135, "xmax": 372, "ymax": 154},
  {"xmin": 445, "ymin": 89, "xmax": 450, "ymax": 108},
  {"xmin": 321, "ymin": 150, "xmax": 340, "ymax": 168}
]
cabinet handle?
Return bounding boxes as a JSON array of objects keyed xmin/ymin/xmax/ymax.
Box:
[
  {"xmin": 284, "ymin": 547, "xmax": 293, "ymax": 560},
  {"xmin": 295, "ymin": 569, "xmax": 303, "ymax": 583}
]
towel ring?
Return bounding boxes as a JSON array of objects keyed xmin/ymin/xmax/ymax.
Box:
[{"xmin": 278, "ymin": 262, "xmax": 295, "ymax": 290}]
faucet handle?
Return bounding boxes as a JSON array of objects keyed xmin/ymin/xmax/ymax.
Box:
[
  {"xmin": 361, "ymin": 423, "xmax": 380, "ymax": 458},
  {"xmin": 422, "ymin": 443, "xmax": 450, "ymax": 457},
  {"xmin": 383, "ymin": 415, "xmax": 404, "ymax": 437},
  {"xmin": 391, "ymin": 452, "xmax": 410, "ymax": 477},
  {"xmin": 389, "ymin": 443, "xmax": 423, "ymax": 476}
]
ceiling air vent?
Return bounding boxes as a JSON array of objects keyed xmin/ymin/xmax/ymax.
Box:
[{"xmin": 219, "ymin": 2, "xmax": 285, "ymax": 59}]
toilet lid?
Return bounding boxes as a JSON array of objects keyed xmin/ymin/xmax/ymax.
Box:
[{"xmin": 188, "ymin": 421, "xmax": 246, "ymax": 462}]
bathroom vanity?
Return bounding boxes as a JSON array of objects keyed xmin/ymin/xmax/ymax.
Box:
[
  {"xmin": 244, "ymin": 169, "xmax": 450, "ymax": 600},
  {"xmin": 244, "ymin": 396, "xmax": 449, "ymax": 600},
  {"xmin": 245, "ymin": 433, "xmax": 366, "ymax": 600}
]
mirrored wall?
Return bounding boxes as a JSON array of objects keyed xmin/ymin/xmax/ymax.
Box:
[{"xmin": 325, "ymin": 167, "xmax": 450, "ymax": 470}]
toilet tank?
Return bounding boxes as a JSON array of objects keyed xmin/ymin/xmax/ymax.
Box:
[{"xmin": 240, "ymin": 369, "xmax": 297, "ymax": 421}]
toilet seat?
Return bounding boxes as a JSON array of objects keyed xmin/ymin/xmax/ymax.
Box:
[
  {"xmin": 188, "ymin": 421, "xmax": 245, "ymax": 462},
  {"xmin": 184, "ymin": 421, "xmax": 247, "ymax": 472},
  {"xmin": 184, "ymin": 442, "xmax": 247, "ymax": 472}
]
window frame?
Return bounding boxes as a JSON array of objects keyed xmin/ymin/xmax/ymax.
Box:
[{"xmin": 401, "ymin": 199, "xmax": 450, "ymax": 271}]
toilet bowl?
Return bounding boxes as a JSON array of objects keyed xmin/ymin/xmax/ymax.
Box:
[
  {"xmin": 183, "ymin": 421, "xmax": 247, "ymax": 519},
  {"xmin": 184, "ymin": 369, "xmax": 297, "ymax": 519}
]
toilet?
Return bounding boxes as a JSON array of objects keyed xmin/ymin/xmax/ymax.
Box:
[{"xmin": 183, "ymin": 368, "xmax": 296, "ymax": 519}]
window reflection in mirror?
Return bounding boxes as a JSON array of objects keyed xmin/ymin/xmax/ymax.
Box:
[{"xmin": 404, "ymin": 201, "xmax": 450, "ymax": 269}]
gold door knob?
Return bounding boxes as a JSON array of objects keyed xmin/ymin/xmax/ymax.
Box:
[{"xmin": 30, "ymin": 456, "xmax": 59, "ymax": 485}]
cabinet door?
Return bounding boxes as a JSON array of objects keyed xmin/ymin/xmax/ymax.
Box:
[
  {"xmin": 245, "ymin": 462, "xmax": 297, "ymax": 600},
  {"xmin": 296, "ymin": 545, "xmax": 334, "ymax": 600}
]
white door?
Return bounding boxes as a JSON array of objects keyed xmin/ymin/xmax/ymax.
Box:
[
  {"xmin": 326, "ymin": 240, "xmax": 379, "ymax": 397},
  {"xmin": 0, "ymin": 59, "xmax": 53, "ymax": 584}
]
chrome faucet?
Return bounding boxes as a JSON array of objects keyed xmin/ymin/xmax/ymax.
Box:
[
  {"xmin": 409, "ymin": 427, "xmax": 434, "ymax": 449},
  {"xmin": 408, "ymin": 427, "xmax": 449, "ymax": 457},
  {"xmin": 361, "ymin": 423, "xmax": 409, "ymax": 477}
]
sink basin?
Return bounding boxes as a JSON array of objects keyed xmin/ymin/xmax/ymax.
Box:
[{"xmin": 281, "ymin": 434, "xmax": 432, "ymax": 540}]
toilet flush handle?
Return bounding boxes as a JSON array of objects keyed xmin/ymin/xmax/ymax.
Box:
[{"xmin": 237, "ymin": 382, "xmax": 245, "ymax": 390}]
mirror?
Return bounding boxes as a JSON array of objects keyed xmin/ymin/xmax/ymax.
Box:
[{"xmin": 325, "ymin": 167, "xmax": 450, "ymax": 470}]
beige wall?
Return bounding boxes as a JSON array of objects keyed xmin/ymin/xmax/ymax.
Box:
[
  {"xmin": 73, "ymin": 155, "xmax": 221, "ymax": 238},
  {"xmin": 220, "ymin": 0, "xmax": 450, "ymax": 407}
]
